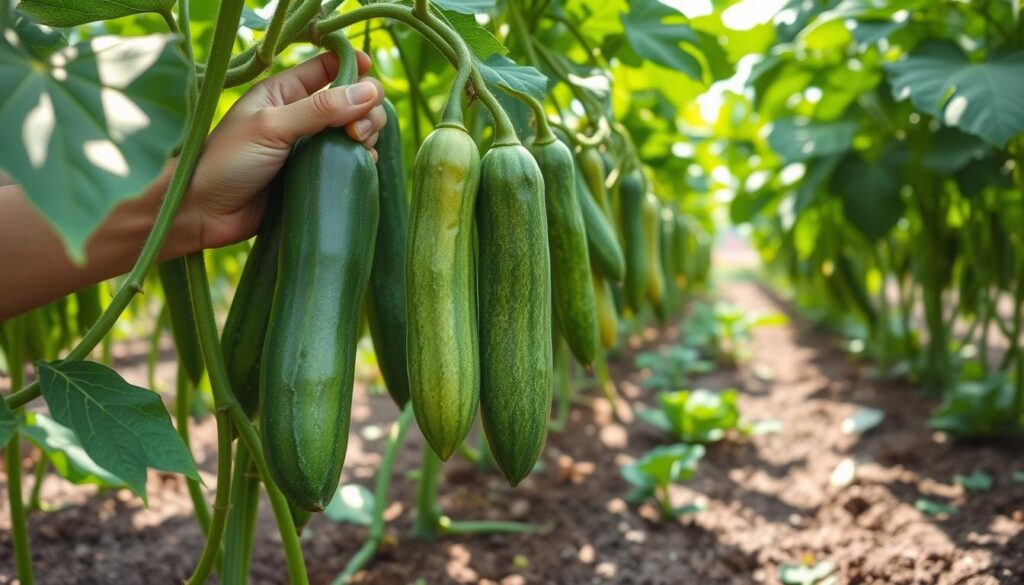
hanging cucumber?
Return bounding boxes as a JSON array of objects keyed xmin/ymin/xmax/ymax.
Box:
[
  {"xmin": 477, "ymin": 142, "xmax": 553, "ymax": 486},
  {"xmin": 619, "ymin": 171, "xmax": 647, "ymax": 312},
  {"xmin": 158, "ymin": 258, "xmax": 205, "ymax": 386},
  {"xmin": 261, "ymin": 36, "xmax": 379, "ymax": 512},
  {"xmin": 406, "ymin": 123, "xmax": 482, "ymax": 460},
  {"xmin": 527, "ymin": 112, "xmax": 596, "ymax": 366},
  {"xmin": 220, "ymin": 177, "xmax": 283, "ymax": 419},
  {"xmin": 553, "ymin": 130, "xmax": 624, "ymax": 282},
  {"xmin": 644, "ymin": 194, "xmax": 667, "ymax": 320},
  {"xmin": 365, "ymin": 99, "xmax": 412, "ymax": 407}
]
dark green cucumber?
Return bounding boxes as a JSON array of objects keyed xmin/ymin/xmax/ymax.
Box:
[
  {"xmin": 407, "ymin": 124, "xmax": 481, "ymax": 460},
  {"xmin": 575, "ymin": 169, "xmax": 626, "ymax": 282},
  {"xmin": 365, "ymin": 99, "xmax": 411, "ymax": 407},
  {"xmin": 531, "ymin": 137, "xmax": 597, "ymax": 366},
  {"xmin": 74, "ymin": 284, "xmax": 102, "ymax": 336},
  {"xmin": 260, "ymin": 127, "xmax": 379, "ymax": 512},
  {"xmin": 158, "ymin": 258, "xmax": 205, "ymax": 386},
  {"xmin": 220, "ymin": 179, "xmax": 283, "ymax": 419},
  {"xmin": 619, "ymin": 171, "xmax": 647, "ymax": 311},
  {"xmin": 552, "ymin": 130, "xmax": 624, "ymax": 282},
  {"xmin": 644, "ymin": 194, "xmax": 666, "ymax": 314},
  {"xmin": 477, "ymin": 144, "xmax": 553, "ymax": 486}
]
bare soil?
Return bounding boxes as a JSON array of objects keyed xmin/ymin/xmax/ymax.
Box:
[{"xmin": 2, "ymin": 278, "xmax": 1022, "ymax": 585}]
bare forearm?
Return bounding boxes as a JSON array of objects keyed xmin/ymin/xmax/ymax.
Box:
[{"xmin": 0, "ymin": 161, "xmax": 200, "ymax": 320}]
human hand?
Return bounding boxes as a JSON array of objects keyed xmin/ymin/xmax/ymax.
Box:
[{"xmin": 180, "ymin": 50, "xmax": 387, "ymax": 251}]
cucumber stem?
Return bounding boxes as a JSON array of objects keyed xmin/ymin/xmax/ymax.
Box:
[
  {"xmin": 333, "ymin": 405, "xmax": 415, "ymax": 584},
  {"xmin": 500, "ymin": 86, "xmax": 555, "ymax": 144},
  {"xmin": 322, "ymin": 32, "xmax": 360, "ymax": 87},
  {"xmin": 222, "ymin": 443, "xmax": 256, "ymax": 583},
  {"xmin": 4, "ymin": 317, "xmax": 34, "ymax": 585},
  {"xmin": 412, "ymin": 444, "xmax": 443, "ymax": 540},
  {"xmin": 175, "ymin": 363, "xmax": 212, "ymax": 536}
]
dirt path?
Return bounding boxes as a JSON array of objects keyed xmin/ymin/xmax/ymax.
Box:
[{"xmin": 2, "ymin": 279, "xmax": 1022, "ymax": 584}]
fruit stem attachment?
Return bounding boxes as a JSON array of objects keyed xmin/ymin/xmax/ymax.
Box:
[
  {"xmin": 500, "ymin": 85, "xmax": 555, "ymax": 144},
  {"xmin": 321, "ymin": 31, "xmax": 359, "ymax": 87}
]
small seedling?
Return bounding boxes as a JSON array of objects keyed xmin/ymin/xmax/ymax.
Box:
[
  {"xmin": 638, "ymin": 388, "xmax": 742, "ymax": 443},
  {"xmin": 929, "ymin": 375, "xmax": 1021, "ymax": 438},
  {"xmin": 954, "ymin": 470, "xmax": 993, "ymax": 492},
  {"xmin": 635, "ymin": 345, "xmax": 715, "ymax": 391},
  {"xmin": 621, "ymin": 443, "xmax": 705, "ymax": 520}
]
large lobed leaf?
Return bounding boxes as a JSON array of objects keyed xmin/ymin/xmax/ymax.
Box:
[
  {"xmin": 38, "ymin": 360, "xmax": 200, "ymax": 503},
  {"xmin": 885, "ymin": 41, "xmax": 1024, "ymax": 147},
  {"xmin": 829, "ymin": 146, "xmax": 906, "ymax": 242},
  {"xmin": 620, "ymin": 0, "xmax": 704, "ymax": 81},
  {"xmin": 476, "ymin": 54, "xmax": 548, "ymax": 101},
  {"xmin": 0, "ymin": 32, "xmax": 189, "ymax": 261}
]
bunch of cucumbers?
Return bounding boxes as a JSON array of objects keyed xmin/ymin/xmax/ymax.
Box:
[{"xmin": 197, "ymin": 50, "xmax": 706, "ymax": 515}]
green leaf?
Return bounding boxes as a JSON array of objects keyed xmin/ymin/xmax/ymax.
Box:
[
  {"xmin": 37, "ymin": 360, "xmax": 200, "ymax": 502},
  {"xmin": 431, "ymin": 0, "xmax": 495, "ymax": 14},
  {"xmin": 323, "ymin": 483, "xmax": 375, "ymax": 526},
  {"xmin": 921, "ymin": 127, "xmax": 991, "ymax": 173},
  {"xmin": 621, "ymin": 0, "xmax": 703, "ymax": 80},
  {"xmin": 1014, "ymin": 470, "xmax": 1024, "ymax": 483},
  {"xmin": 929, "ymin": 374, "xmax": 1017, "ymax": 438},
  {"xmin": 793, "ymin": 154, "xmax": 841, "ymax": 213},
  {"xmin": 13, "ymin": 12, "xmax": 67, "ymax": 59},
  {"xmin": 0, "ymin": 33, "xmax": 189, "ymax": 261},
  {"xmin": 953, "ymin": 470, "xmax": 993, "ymax": 493},
  {"xmin": 830, "ymin": 149, "xmax": 905, "ymax": 242},
  {"xmin": 914, "ymin": 498, "xmax": 958, "ymax": 517},
  {"xmin": 440, "ymin": 9, "xmax": 506, "ymax": 60},
  {"xmin": 0, "ymin": 397, "xmax": 17, "ymax": 446},
  {"xmin": 636, "ymin": 443, "xmax": 705, "ymax": 486},
  {"xmin": 657, "ymin": 388, "xmax": 741, "ymax": 443},
  {"xmin": 636, "ymin": 407, "xmax": 672, "ymax": 432},
  {"xmin": 884, "ymin": 42, "xmax": 1024, "ymax": 147},
  {"xmin": 768, "ymin": 118, "xmax": 857, "ymax": 163},
  {"xmin": 19, "ymin": 412, "xmax": 125, "ymax": 487},
  {"xmin": 17, "ymin": 0, "xmax": 176, "ymax": 26},
  {"xmin": 476, "ymin": 54, "xmax": 548, "ymax": 101}
]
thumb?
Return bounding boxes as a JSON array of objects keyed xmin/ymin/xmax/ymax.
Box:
[{"xmin": 256, "ymin": 80, "xmax": 382, "ymax": 146}]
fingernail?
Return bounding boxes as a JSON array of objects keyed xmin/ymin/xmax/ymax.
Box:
[
  {"xmin": 346, "ymin": 82, "xmax": 376, "ymax": 105},
  {"xmin": 355, "ymin": 119, "xmax": 373, "ymax": 139}
]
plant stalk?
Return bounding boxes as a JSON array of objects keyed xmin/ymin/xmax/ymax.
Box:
[{"xmin": 334, "ymin": 405, "xmax": 415, "ymax": 584}]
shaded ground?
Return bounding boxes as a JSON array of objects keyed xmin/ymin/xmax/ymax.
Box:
[{"xmin": 2, "ymin": 278, "xmax": 1023, "ymax": 584}]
